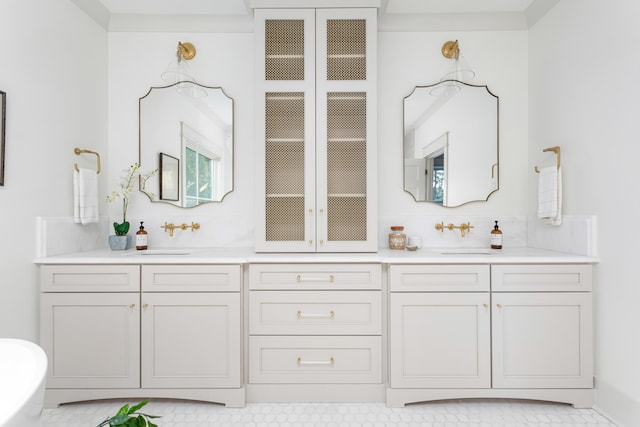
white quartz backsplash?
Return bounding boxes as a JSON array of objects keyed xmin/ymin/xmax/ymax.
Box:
[
  {"xmin": 378, "ymin": 215, "xmax": 528, "ymax": 249},
  {"xmin": 37, "ymin": 214, "xmax": 596, "ymax": 258}
]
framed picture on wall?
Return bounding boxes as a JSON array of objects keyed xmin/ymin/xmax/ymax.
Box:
[
  {"xmin": 159, "ymin": 152, "xmax": 179, "ymax": 201},
  {"xmin": 0, "ymin": 90, "xmax": 5, "ymax": 186}
]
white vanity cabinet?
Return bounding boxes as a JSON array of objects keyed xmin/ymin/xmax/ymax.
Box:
[
  {"xmin": 140, "ymin": 265, "xmax": 242, "ymax": 390},
  {"xmin": 40, "ymin": 264, "xmax": 244, "ymax": 407},
  {"xmin": 389, "ymin": 265, "xmax": 491, "ymax": 389},
  {"xmin": 247, "ymin": 263, "xmax": 384, "ymax": 402},
  {"xmin": 40, "ymin": 265, "xmax": 141, "ymax": 390},
  {"xmin": 254, "ymin": 7, "xmax": 377, "ymax": 252},
  {"xmin": 490, "ymin": 265, "xmax": 593, "ymax": 390},
  {"xmin": 387, "ymin": 263, "xmax": 594, "ymax": 408}
]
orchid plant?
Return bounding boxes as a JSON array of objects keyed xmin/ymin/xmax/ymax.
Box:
[{"xmin": 106, "ymin": 163, "xmax": 157, "ymax": 235}]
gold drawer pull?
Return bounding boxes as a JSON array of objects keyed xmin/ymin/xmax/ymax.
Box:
[
  {"xmin": 496, "ymin": 303, "xmax": 503, "ymax": 309},
  {"xmin": 296, "ymin": 275, "xmax": 335, "ymax": 283},
  {"xmin": 128, "ymin": 304, "xmax": 135, "ymax": 309},
  {"xmin": 296, "ymin": 310, "xmax": 335, "ymax": 319},
  {"xmin": 297, "ymin": 357, "xmax": 335, "ymax": 366}
]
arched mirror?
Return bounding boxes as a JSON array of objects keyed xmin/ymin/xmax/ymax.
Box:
[
  {"xmin": 139, "ymin": 82, "xmax": 234, "ymax": 207},
  {"xmin": 403, "ymin": 80, "xmax": 498, "ymax": 207}
]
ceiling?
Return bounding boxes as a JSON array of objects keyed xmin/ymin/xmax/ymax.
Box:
[{"xmin": 72, "ymin": 0, "xmax": 559, "ymax": 32}]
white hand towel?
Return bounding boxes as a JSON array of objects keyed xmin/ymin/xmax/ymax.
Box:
[
  {"xmin": 73, "ymin": 168, "xmax": 99, "ymax": 224},
  {"xmin": 537, "ymin": 166, "xmax": 562, "ymax": 225}
]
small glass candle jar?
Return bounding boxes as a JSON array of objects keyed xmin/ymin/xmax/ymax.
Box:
[{"xmin": 389, "ymin": 226, "xmax": 406, "ymax": 250}]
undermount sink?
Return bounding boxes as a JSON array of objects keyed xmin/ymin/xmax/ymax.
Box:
[
  {"xmin": 129, "ymin": 249, "xmax": 191, "ymax": 256},
  {"xmin": 438, "ymin": 248, "xmax": 493, "ymax": 255}
]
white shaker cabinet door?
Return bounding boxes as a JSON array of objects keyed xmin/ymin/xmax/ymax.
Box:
[
  {"xmin": 141, "ymin": 292, "xmax": 241, "ymax": 389},
  {"xmin": 492, "ymin": 292, "xmax": 593, "ymax": 389},
  {"xmin": 389, "ymin": 292, "xmax": 491, "ymax": 389},
  {"xmin": 41, "ymin": 292, "xmax": 140, "ymax": 389}
]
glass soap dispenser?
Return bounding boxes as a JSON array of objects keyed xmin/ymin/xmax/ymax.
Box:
[
  {"xmin": 491, "ymin": 220, "xmax": 503, "ymax": 249},
  {"xmin": 136, "ymin": 221, "xmax": 148, "ymax": 250}
]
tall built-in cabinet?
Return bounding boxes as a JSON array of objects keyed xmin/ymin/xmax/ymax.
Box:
[{"xmin": 254, "ymin": 8, "xmax": 377, "ymax": 252}]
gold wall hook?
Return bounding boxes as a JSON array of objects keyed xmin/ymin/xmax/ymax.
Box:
[{"xmin": 534, "ymin": 146, "xmax": 561, "ymax": 173}]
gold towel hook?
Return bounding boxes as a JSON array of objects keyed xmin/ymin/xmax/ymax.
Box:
[
  {"xmin": 534, "ymin": 146, "xmax": 561, "ymax": 173},
  {"xmin": 74, "ymin": 148, "xmax": 101, "ymax": 174}
]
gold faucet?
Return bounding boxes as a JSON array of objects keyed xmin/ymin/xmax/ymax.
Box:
[
  {"xmin": 161, "ymin": 222, "xmax": 177, "ymax": 237},
  {"xmin": 162, "ymin": 222, "xmax": 201, "ymax": 237},
  {"xmin": 435, "ymin": 222, "xmax": 474, "ymax": 237}
]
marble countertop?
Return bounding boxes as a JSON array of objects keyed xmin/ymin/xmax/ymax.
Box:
[{"xmin": 33, "ymin": 246, "xmax": 599, "ymax": 265}]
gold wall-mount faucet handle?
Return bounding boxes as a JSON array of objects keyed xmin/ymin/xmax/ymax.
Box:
[{"xmin": 161, "ymin": 222, "xmax": 176, "ymax": 237}]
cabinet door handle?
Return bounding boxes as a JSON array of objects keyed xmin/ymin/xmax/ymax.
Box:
[
  {"xmin": 128, "ymin": 304, "xmax": 135, "ymax": 309},
  {"xmin": 296, "ymin": 275, "xmax": 335, "ymax": 283},
  {"xmin": 142, "ymin": 304, "xmax": 149, "ymax": 309},
  {"xmin": 297, "ymin": 310, "xmax": 335, "ymax": 319},
  {"xmin": 496, "ymin": 303, "xmax": 503, "ymax": 309},
  {"xmin": 297, "ymin": 356, "xmax": 334, "ymax": 366},
  {"xmin": 482, "ymin": 303, "xmax": 489, "ymax": 309}
]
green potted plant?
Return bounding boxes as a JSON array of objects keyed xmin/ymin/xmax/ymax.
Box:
[
  {"xmin": 96, "ymin": 400, "xmax": 160, "ymax": 427},
  {"xmin": 106, "ymin": 163, "xmax": 156, "ymax": 250}
]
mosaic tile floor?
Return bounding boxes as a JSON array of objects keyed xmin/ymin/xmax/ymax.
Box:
[{"xmin": 41, "ymin": 399, "xmax": 616, "ymax": 427}]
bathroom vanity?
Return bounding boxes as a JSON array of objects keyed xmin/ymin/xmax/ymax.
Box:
[{"xmin": 35, "ymin": 247, "xmax": 597, "ymax": 409}]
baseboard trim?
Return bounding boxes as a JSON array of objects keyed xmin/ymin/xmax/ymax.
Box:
[{"xmin": 594, "ymin": 379, "xmax": 640, "ymax": 427}]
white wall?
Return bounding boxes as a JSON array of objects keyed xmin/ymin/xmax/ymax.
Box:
[
  {"xmin": 107, "ymin": 33, "xmax": 254, "ymax": 248},
  {"xmin": 0, "ymin": 0, "xmax": 107, "ymax": 341},
  {"xmin": 529, "ymin": 1, "xmax": 640, "ymax": 425},
  {"xmin": 378, "ymin": 31, "xmax": 529, "ymax": 219},
  {"xmin": 106, "ymin": 30, "xmax": 528, "ymax": 249}
]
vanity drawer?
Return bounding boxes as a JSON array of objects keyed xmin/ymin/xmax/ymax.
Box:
[
  {"xmin": 389, "ymin": 265, "xmax": 490, "ymax": 292},
  {"xmin": 249, "ymin": 264, "xmax": 381, "ymax": 290},
  {"xmin": 41, "ymin": 265, "xmax": 140, "ymax": 292},
  {"xmin": 249, "ymin": 336, "xmax": 382, "ymax": 384},
  {"xmin": 142, "ymin": 265, "xmax": 241, "ymax": 292},
  {"xmin": 249, "ymin": 291, "xmax": 381, "ymax": 335},
  {"xmin": 491, "ymin": 264, "xmax": 592, "ymax": 292}
]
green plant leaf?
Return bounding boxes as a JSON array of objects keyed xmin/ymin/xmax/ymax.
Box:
[
  {"xmin": 116, "ymin": 403, "xmax": 130, "ymax": 416},
  {"xmin": 113, "ymin": 221, "xmax": 130, "ymax": 236},
  {"xmin": 108, "ymin": 413, "xmax": 131, "ymax": 426},
  {"xmin": 127, "ymin": 400, "xmax": 149, "ymax": 414}
]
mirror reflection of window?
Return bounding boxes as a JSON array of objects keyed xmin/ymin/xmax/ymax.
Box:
[
  {"xmin": 181, "ymin": 122, "xmax": 221, "ymax": 208},
  {"xmin": 429, "ymin": 152, "xmax": 445, "ymax": 205},
  {"xmin": 184, "ymin": 146, "xmax": 218, "ymax": 207}
]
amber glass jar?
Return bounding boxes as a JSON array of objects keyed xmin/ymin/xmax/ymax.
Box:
[{"xmin": 388, "ymin": 226, "xmax": 406, "ymax": 250}]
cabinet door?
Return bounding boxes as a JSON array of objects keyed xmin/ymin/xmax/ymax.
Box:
[
  {"xmin": 389, "ymin": 293, "xmax": 491, "ymax": 388},
  {"xmin": 41, "ymin": 293, "xmax": 140, "ymax": 388},
  {"xmin": 141, "ymin": 293, "xmax": 241, "ymax": 388},
  {"xmin": 316, "ymin": 9, "xmax": 377, "ymax": 252},
  {"xmin": 255, "ymin": 9, "xmax": 317, "ymax": 252},
  {"xmin": 492, "ymin": 293, "xmax": 593, "ymax": 388}
]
